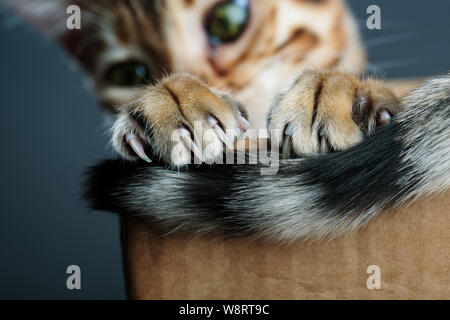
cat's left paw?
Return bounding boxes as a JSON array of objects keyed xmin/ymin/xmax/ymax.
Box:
[{"xmin": 268, "ymin": 70, "xmax": 400, "ymax": 158}]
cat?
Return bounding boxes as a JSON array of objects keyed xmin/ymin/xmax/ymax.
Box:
[{"xmin": 3, "ymin": 0, "xmax": 449, "ymax": 241}]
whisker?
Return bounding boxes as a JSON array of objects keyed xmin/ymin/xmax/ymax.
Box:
[
  {"xmin": 365, "ymin": 31, "xmax": 419, "ymax": 48},
  {"xmin": 366, "ymin": 58, "xmax": 428, "ymax": 74},
  {"xmin": 373, "ymin": 58, "xmax": 428, "ymax": 69},
  {"xmin": 354, "ymin": 19, "xmax": 410, "ymax": 30}
]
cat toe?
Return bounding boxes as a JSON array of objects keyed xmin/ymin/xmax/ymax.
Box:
[{"xmin": 268, "ymin": 70, "xmax": 400, "ymax": 158}]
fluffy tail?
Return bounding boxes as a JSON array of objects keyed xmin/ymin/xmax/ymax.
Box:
[{"xmin": 85, "ymin": 74, "xmax": 450, "ymax": 241}]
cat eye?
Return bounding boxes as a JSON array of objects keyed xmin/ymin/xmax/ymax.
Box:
[
  {"xmin": 204, "ymin": 0, "xmax": 249, "ymax": 44},
  {"xmin": 104, "ymin": 61, "xmax": 152, "ymax": 87}
]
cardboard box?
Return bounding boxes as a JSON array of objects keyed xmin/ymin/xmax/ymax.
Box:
[{"xmin": 120, "ymin": 192, "xmax": 449, "ymax": 299}]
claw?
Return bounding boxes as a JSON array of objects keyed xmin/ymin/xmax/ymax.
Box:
[
  {"xmin": 180, "ymin": 128, "xmax": 203, "ymax": 163},
  {"xmin": 284, "ymin": 123, "xmax": 294, "ymax": 136},
  {"xmin": 319, "ymin": 137, "xmax": 330, "ymax": 153},
  {"xmin": 319, "ymin": 129, "xmax": 330, "ymax": 153},
  {"xmin": 282, "ymin": 138, "xmax": 291, "ymax": 159},
  {"xmin": 238, "ymin": 114, "xmax": 250, "ymax": 132},
  {"xmin": 282, "ymin": 123, "xmax": 294, "ymax": 158},
  {"xmin": 377, "ymin": 110, "xmax": 391, "ymax": 126},
  {"xmin": 125, "ymin": 133, "xmax": 152, "ymax": 163},
  {"xmin": 208, "ymin": 115, "xmax": 233, "ymax": 147}
]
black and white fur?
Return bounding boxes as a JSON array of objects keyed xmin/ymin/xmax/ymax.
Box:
[{"xmin": 85, "ymin": 74, "xmax": 450, "ymax": 242}]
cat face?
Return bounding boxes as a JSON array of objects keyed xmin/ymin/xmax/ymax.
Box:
[{"xmin": 4, "ymin": 0, "xmax": 365, "ymax": 127}]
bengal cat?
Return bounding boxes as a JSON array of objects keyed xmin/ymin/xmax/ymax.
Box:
[{"xmin": 3, "ymin": 0, "xmax": 449, "ymax": 240}]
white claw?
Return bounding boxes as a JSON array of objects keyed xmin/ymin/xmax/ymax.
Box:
[
  {"xmin": 208, "ymin": 115, "xmax": 232, "ymax": 146},
  {"xmin": 318, "ymin": 128, "xmax": 330, "ymax": 153},
  {"xmin": 125, "ymin": 133, "xmax": 152, "ymax": 163},
  {"xmin": 284, "ymin": 123, "xmax": 294, "ymax": 136},
  {"xmin": 320, "ymin": 138, "xmax": 330, "ymax": 153},
  {"xmin": 238, "ymin": 115, "xmax": 250, "ymax": 132},
  {"xmin": 282, "ymin": 137, "xmax": 291, "ymax": 159},
  {"xmin": 378, "ymin": 110, "xmax": 391, "ymax": 126},
  {"xmin": 180, "ymin": 128, "xmax": 203, "ymax": 162},
  {"xmin": 282, "ymin": 123, "xmax": 294, "ymax": 159}
]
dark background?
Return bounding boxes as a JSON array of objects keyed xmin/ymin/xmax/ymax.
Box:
[{"xmin": 0, "ymin": 1, "xmax": 449, "ymax": 299}]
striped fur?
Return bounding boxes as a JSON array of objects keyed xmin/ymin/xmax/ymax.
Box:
[
  {"xmin": 85, "ymin": 74, "xmax": 450, "ymax": 241},
  {"xmin": 1, "ymin": 0, "xmax": 365, "ymax": 127}
]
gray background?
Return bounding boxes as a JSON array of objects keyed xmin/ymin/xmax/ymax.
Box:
[{"xmin": 0, "ymin": 0, "xmax": 449, "ymax": 299}]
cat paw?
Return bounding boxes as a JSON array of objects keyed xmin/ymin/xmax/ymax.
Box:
[
  {"xmin": 111, "ymin": 73, "xmax": 250, "ymax": 167},
  {"xmin": 267, "ymin": 70, "xmax": 400, "ymax": 158}
]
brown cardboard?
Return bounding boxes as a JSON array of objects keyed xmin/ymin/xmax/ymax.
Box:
[
  {"xmin": 119, "ymin": 80, "xmax": 449, "ymax": 299},
  {"xmin": 121, "ymin": 192, "xmax": 449, "ymax": 299}
]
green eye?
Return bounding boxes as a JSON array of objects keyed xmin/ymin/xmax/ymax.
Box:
[
  {"xmin": 104, "ymin": 61, "xmax": 152, "ymax": 87},
  {"xmin": 205, "ymin": 0, "xmax": 249, "ymax": 44}
]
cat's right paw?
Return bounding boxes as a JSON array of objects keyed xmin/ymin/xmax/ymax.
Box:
[
  {"xmin": 111, "ymin": 74, "xmax": 250, "ymax": 167},
  {"xmin": 268, "ymin": 70, "xmax": 400, "ymax": 158}
]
